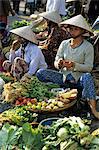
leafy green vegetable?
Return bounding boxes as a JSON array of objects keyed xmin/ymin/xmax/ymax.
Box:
[
  {"xmin": 41, "ymin": 117, "xmax": 99, "ymax": 149},
  {"xmin": 12, "ymin": 20, "xmax": 31, "ymax": 29},
  {"xmin": 57, "ymin": 127, "xmax": 68, "ymax": 141},
  {"xmin": 1, "ymin": 106, "xmax": 38, "ymax": 126},
  {"xmin": 0, "ymin": 123, "xmax": 43, "ymax": 150},
  {"xmin": 0, "ymin": 73, "xmax": 14, "ymax": 83},
  {"xmin": 20, "ymin": 76, "xmax": 59, "ymax": 100},
  {"xmin": 0, "ymin": 123, "xmax": 22, "ymax": 150},
  {"xmin": 21, "ymin": 123, "xmax": 43, "ymax": 150}
]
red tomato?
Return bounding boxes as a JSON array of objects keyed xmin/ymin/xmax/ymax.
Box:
[
  {"xmin": 18, "ymin": 97, "xmax": 23, "ymax": 102},
  {"xmin": 15, "ymin": 100, "xmax": 20, "ymax": 105}
]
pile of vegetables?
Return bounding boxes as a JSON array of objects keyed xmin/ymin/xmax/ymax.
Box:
[
  {"xmin": 0, "ymin": 73, "xmax": 14, "ymax": 83},
  {"xmin": 0, "ymin": 106, "xmax": 38, "ymax": 126},
  {"xmin": 41, "ymin": 116, "xmax": 99, "ymax": 150},
  {"xmin": 2, "ymin": 76, "xmax": 59, "ymax": 103},
  {"xmin": 11, "ymin": 20, "xmax": 31, "ymax": 29},
  {"xmin": 0, "ymin": 116, "xmax": 99, "ymax": 150},
  {"xmin": 0, "ymin": 123, "xmax": 43, "ymax": 150}
]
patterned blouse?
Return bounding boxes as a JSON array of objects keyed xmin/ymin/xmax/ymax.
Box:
[{"xmin": 41, "ymin": 26, "xmax": 69, "ymax": 69}]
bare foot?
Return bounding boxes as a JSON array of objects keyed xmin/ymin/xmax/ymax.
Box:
[{"xmin": 93, "ymin": 111, "xmax": 99, "ymax": 119}]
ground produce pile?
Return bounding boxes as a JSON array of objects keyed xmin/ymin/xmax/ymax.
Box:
[
  {"xmin": 11, "ymin": 20, "xmax": 31, "ymax": 29},
  {"xmin": 2, "ymin": 76, "xmax": 59, "ymax": 103},
  {"xmin": 0, "ymin": 106, "xmax": 38, "ymax": 126},
  {"xmin": 41, "ymin": 117, "xmax": 99, "ymax": 150},
  {"xmin": 0, "ymin": 123, "xmax": 43, "ymax": 150},
  {"xmin": 0, "ymin": 117, "xmax": 99, "ymax": 150},
  {"xmin": 1, "ymin": 76, "xmax": 78, "ymax": 113},
  {"xmin": 0, "ymin": 73, "xmax": 14, "ymax": 83}
]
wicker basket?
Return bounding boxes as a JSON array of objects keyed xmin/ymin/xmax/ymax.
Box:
[{"xmin": 28, "ymin": 99, "xmax": 77, "ymax": 113}]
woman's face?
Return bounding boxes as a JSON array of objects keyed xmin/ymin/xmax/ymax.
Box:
[
  {"xmin": 67, "ymin": 26, "xmax": 84, "ymax": 38},
  {"xmin": 16, "ymin": 36, "xmax": 26, "ymax": 43}
]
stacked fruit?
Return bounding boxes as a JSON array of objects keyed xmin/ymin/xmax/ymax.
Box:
[
  {"xmin": 14, "ymin": 89, "xmax": 77, "ymax": 111},
  {"xmin": 15, "ymin": 97, "xmax": 37, "ymax": 106},
  {"xmin": 58, "ymin": 89, "xmax": 78, "ymax": 103}
]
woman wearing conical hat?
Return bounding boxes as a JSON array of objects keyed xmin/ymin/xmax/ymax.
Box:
[
  {"xmin": 38, "ymin": 11, "xmax": 69, "ymax": 69},
  {"xmin": 36, "ymin": 14, "xmax": 99, "ymax": 119},
  {"xmin": 3, "ymin": 25, "xmax": 47, "ymax": 80}
]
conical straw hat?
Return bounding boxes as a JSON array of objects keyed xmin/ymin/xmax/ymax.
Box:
[
  {"xmin": 60, "ymin": 14, "xmax": 93, "ymax": 35},
  {"xmin": 39, "ymin": 11, "xmax": 62, "ymax": 24},
  {"xmin": 10, "ymin": 26, "xmax": 38, "ymax": 44}
]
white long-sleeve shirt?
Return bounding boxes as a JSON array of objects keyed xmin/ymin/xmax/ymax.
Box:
[
  {"xmin": 54, "ymin": 39, "xmax": 94, "ymax": 81},
  {"xmin": 9, "ymin": 42, "xmax": 47, "ymax": 75},
  {"xmin": 46, "ymin": 0, "xmax": 66, "ymax": 16}
]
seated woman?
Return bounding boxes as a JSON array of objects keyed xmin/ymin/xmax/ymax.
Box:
[
  {"xmin": 36, "ymin": 14, "xmax": 99, "ymax": 119},
  {"xmin": 3, "ymin": 25, "xmax": 47, "ymax": 80},
  {"xmin": 38, "ymin": 11, "xmax": 69, "ymax": 69}
]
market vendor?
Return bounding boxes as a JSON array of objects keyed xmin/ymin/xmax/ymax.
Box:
[
  {"xmin": 38, "ymin": 11, "xmax": 69, "ymax": 69},
  {"xmin": 36, "ymin": 14, "xmax": 99, "ymax": 119},
  {"xmin": 2, "ymin": 25, "xmax": 47, "ymax": 80}
]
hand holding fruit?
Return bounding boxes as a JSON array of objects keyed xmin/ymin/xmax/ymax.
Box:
[
  {"xmin": 63, "ymin": 60, "xmax": 75, "ymax": 69},
  {"xmin": 58, "ymin": 59, "xmax": 75, "ymax": 69}
]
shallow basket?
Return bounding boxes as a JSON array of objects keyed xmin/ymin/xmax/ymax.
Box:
[
  {"xmin": 28, "ymin": 99, "xmax": 77, "ymax": 113},
  {"xmin": 39, "ymin": 117, "xmax": 60, "ymax": 127}
]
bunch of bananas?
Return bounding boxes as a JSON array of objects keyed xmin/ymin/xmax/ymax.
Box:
[{"xmin": 58, "ymin": 89, "xmax": 78, "ymax": 103}]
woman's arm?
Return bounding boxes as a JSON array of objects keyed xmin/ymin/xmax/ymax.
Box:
[{"xmin": 74, "ymin": 44, "xmax": 94, "ymax": 72}]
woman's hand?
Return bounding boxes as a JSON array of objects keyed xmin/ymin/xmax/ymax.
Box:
[
  {"xmin": 58, "ymin": 59, "xmax": 75, "ymax": 70},
  {"xmin": 58, "ymin": 59, "xmax": 64, "ymax": 69},
  {"xmin": 63, "ymin": 60, "xmax": 75, "ymax": 69},
  {"xmin": 11, "ymin": 40, "xmax": 21, "ymax": 51}
]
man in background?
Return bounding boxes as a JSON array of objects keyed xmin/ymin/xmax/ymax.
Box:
[
  {"xmin": 0, "ymin": 0, "xmax": 15, "ymax": 25},
  {"xmin": 46, "ymin": 0, "xmax": 66, "ymax": 17}
]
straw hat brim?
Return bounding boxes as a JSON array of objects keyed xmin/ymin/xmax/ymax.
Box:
[
  {"xmin": 39, "ymin": 11, "xmax": 62, "ymax": 24},
  {"xmin": 10, "ymin": 26, "xmax": 38, "ymax": 44},
  {"xmin": 60, "ymin": 14, "xmax": 93, "ymax": 36}
]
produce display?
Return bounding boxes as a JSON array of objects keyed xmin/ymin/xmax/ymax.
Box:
[
  {"xmin": 11, "ymin": 20, "xmax": 31, "ymax": 29},
  {"xmin": 0, "ymin": 117, "xmax": 98, "ymax": 150},
  {"xmin": 40, "ymin": 117, "xmax": 99, "ymax": 150},
  {"xmin": 0, "ymin": 106, "xmax": 38, "ymax": 126},
  {"xmin": 1, "ymin": 76, "xmax": 78, "ymax": 112},
  {"xmin": 0, "ymin": 73, "xmax": 14, "ymax": 83},
  {"xmin": 2, "ymin": 76, "xmax": 59, "ymax": 103},
  {"xmin": 0, "ymin": 123, "xmax": 43, "ymax": 150}
]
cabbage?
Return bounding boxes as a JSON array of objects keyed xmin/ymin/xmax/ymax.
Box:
[{"xmin": 57, "ymin": 127, "xmax": 68, "ymax": 141}]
